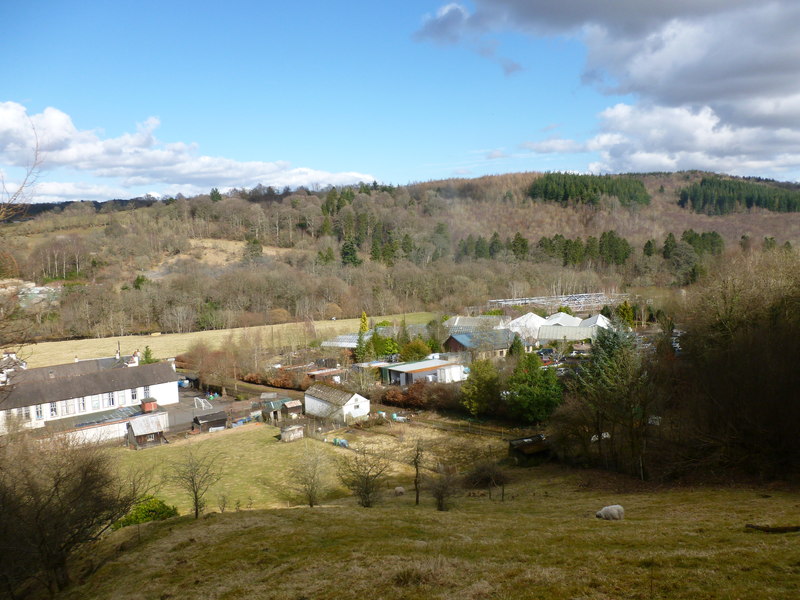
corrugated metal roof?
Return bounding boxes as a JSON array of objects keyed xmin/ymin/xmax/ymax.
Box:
[
  {"xmin": 129, "ymin": 414, "xmax": 164, "ymax": 436},
  {"xmin": 386, "ymin": 359, "xmax": 454, "ymax": 373},
  {"xmin": 537, "ymin": 325, "xmax": 597, "ymax": 341}
]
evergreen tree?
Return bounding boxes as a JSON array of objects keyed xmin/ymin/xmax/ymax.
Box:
[
  {"xmin": 507, "ymin": 334, "xmax": 525, "ymax": 358},
  {"xmin": 340, "ymin": 238, "xmax": 361, "ymax": 266},
  {"xmin": 210, "ymin": 187, "xmax": 222, "ymax": 202},
  {"xmin": 461, "ymin": 359, "xmax": 501, "ymax": 417},
  {"xmin": 140, "ymin": 346, "xmax": 159, "ymax": 364},
  {"xmin": 643, "ymin": 239, "xmax": 656, "ymax": 257},
  {"xmin": 510, "ymin": 233, "xmax": 529, "ymax": 260},
  {"xmin": 615, "ymin": 301, "xmax": 635, "ymax": 328},
  {"xmin": 488, "ymin": 232, "xmax": 503, "ymax": 258},
  {"xmin": 662, "ymin": 233, "xmax": 677, "ymax": 259},
  {"xmin": 399, "ymin": 338, "xmax": 430, "ymax": 362},
  {"xmin": 319, "ymin": 215, "xmax": 333, "ymax": 237},
  {"xmin": 505, "ymin": 353, "xmax": 562, "ymax": 423}
]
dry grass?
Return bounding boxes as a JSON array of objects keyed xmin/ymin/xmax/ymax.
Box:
[
  {"xmin": 21, "ymin": 311, "xmax": 435, "ymax": 368},
  {"xmin": 111, "ymin": 420, "xmax": 507, "ymax": 515},
  {"xmin": 56, "ymin": 456, "xmax": 800, "ymax": 600}
]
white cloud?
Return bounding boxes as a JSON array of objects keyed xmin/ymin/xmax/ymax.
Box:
[
  {"xmin": 526, "ymin": 103, "xmax": 800, "ymax": 177},
  {"xmin": 419, "ymin": 1, "xmax": 800, "ymax": 178},
  {"xmin": 0, "ymin": 102, "xmax": 374, "ymax": 203}
]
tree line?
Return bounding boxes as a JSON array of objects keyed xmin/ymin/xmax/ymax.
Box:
[
  {"xmin": 679, "ymin": 176, "xmax": 800, "ymax": 213},
  {"xmin": 529, "ymin": 172, "xmax": 650, "ymax": 207}
]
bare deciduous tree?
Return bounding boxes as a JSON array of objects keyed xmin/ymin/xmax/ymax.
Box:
[
  {"xmin": 408, "ymin": 437, "xmax": 426, "ymax": 506},
  {"xmin": 337, "ymin": 446, "xmax": 390, "ymax": 508},
  {"xmin": 286, "ymin": 440, "xmax": 330, "ymax": 507},
  {"xmin": 426, "ymin": 465, "xmax": 460, "ymax": 512},
  {"xmin": 0, "ymin": 434, "xmax": 152, "ymax": 596},
  {"xmin": 166, "ymin": 446, "xmax": 224, "ymax": 519}
]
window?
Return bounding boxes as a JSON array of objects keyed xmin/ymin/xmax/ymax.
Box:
[
  {"xmin": 35, "ymin": 405, "xmax": 43, "ymax": 419},
  {"xmin": 65, "ymin": 399, "xmax": 75, "ymax": 415},
  {"xmin": 22, "ymin": 406, "xmax": 30, "ymax": 420},
  {"xmin": 353, "ymin": 404, "xmax": 360, "ymax": 411},
  {"xmin": 118, "ymin": 391, "xmax": 125, "ymax": 406},
  {"xmin": 49, "ymin": 402, "xmax": 58, "ymax": 418},
  {"xmin": 146, "ymin": 434, "xmax": 155, "ymax": 442},
  {"xmin": 78, "ymin": 397, "xmax": 86, "ymax": 412},
  {"xmin": 92, "ymin": 395, "xmax": 100, "ymax": 410},
  {"xmin": 131, "ymin": 388, "xmax": 138, "ymax": 401},
  {"xmin": 105, "ymin": 392, "xmax": 115, "ymax": 407},
  {"xmin": 143, "ymin": 386, "xmax": 150, "ymax": 398}
]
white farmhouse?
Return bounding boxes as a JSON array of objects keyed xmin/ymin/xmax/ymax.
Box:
[
  {"xmin": 0, "ymin": 353, "xmax": 181, "ymax": 435},
  {"xmin": 304, "ymin": 383, "xmax": 369, "ymax": 424}
]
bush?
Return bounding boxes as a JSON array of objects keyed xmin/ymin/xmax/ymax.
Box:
[
  {"xmin": 464, "ymin": 461, "xmax": 512, "ymax": 490},
  {"xmin": 112, "ymin": 496, "xmax": 178, "ymax": 530}
]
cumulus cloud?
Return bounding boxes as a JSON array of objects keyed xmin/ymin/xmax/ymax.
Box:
[
  {"xmin": 0, "ymin": 102, "xmax": 373, "ymax": 202},
  {"xmin": 525, "ymin": 103, "xmax": 800, "ymax": 177},
  {"xmin": 420, "ymin": 0, "xmax": 800, "ymax": 177}
]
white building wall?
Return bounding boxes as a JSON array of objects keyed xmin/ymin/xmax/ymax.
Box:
[
  {"xmin": 0, "ymin": 379, "xmax": 179, "ymax": 434},
  {"xmin": 437, "ymin": 364, "xmax": 467, "ymax": 383},
  {"xmin": 304, "ymin": 394, "xmax": 341, "ymax": 420},
  {"xmin": 342, "ymin": 395, "xmax": 370, "ymax": 422}
]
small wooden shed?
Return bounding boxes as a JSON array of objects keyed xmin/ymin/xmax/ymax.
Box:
[
  {"xmin": 508, "ymin": 434, "xmax": 550, "ymax": 465},
  {"xmin": 127, "ymin": 413, "xmax": 168, "ymax": 449},
  {"xmin": 193, "ymin": 411, "xmax": 228, "ymax": 432},
  {"xmin": 281, "ymin": 399, "xmax": 303, "ymax": 420}
]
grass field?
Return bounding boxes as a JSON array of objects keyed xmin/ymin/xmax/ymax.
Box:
[
  {"xmin": 21, "ymin": 312, "xmax": 436, "ymax": 368},
  {"xmin": 57, "ymin": 430, "xmax": 800, "ymax": 600},
  {"xmin": 112, "ymin": 420, "xmax": 507, "ymax": 514}
]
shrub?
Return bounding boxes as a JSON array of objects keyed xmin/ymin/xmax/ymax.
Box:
[{"xmin": 112, "ymin": 496, "xmax": 178, "ymax": 530}]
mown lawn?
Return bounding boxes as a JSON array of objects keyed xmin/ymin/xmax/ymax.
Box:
[{"xmin": 59, "ymin": 457, "xmax": 800, "ymax": 600}]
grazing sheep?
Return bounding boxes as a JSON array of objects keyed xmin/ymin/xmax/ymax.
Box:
[
  {"xmin": 596, "ymin": 505, "xmax": 625, "ymax": 520},
  {"xmin": 394, "ymin": 486, "xmax": 405, "ymax": 496}
]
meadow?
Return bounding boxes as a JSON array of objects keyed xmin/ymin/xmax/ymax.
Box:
[
  {"xmin": 49, "ymin": 423, "xmax": 800, "ymax": 600},
  {"xmin": 21, "ymin": 311, "xmax": 435, "ymax": 368}
]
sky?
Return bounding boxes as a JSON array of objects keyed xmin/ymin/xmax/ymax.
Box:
[{"xmin": 2, "ymin": 0, "xmax": 800, "ymax": 203}]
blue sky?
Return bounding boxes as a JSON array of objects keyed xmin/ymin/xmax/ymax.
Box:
[{"xmin": 2, "ymin": 1, "xmax": 800, "ymax": 203}]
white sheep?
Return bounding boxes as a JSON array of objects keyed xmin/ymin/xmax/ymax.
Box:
[
  {"xmin": 596, "ymin": 505, "xmax": 625, "ymax": 520},
  {"xmin": 394, "ymin": 486, "xmax": 406, "ymax": 496}
]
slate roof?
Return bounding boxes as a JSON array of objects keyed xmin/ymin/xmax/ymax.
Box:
[
  {"xmin": 305, "ymin": 383, "xmax": 356, "ymax": 407},
  {"xmin": 2, "ymin": 362, "xmax": 181, "ymax": 410}
]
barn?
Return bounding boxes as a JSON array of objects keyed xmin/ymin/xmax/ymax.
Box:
[{"xmin": 304, "ymin": 383, "xmax": 369, "ymax": 424}]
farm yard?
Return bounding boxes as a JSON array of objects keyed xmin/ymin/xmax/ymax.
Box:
[{"xmin": 62, "ymin": 420, "xmax": 799, "ymax": 600}]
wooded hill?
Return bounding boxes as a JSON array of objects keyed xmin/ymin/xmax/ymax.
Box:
[{"xmin": 1, "ymin": 170, "xmax": 798, "ymax": 342}]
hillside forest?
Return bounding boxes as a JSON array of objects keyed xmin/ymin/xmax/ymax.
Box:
[{"xmin": 1, "ymin": 171, "xmax": 799, "ymax": 342}]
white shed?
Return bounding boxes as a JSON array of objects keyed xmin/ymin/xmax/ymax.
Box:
[{"xmin": 304, "ymin": 383, "xmax": 369, "ymax": 424}]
